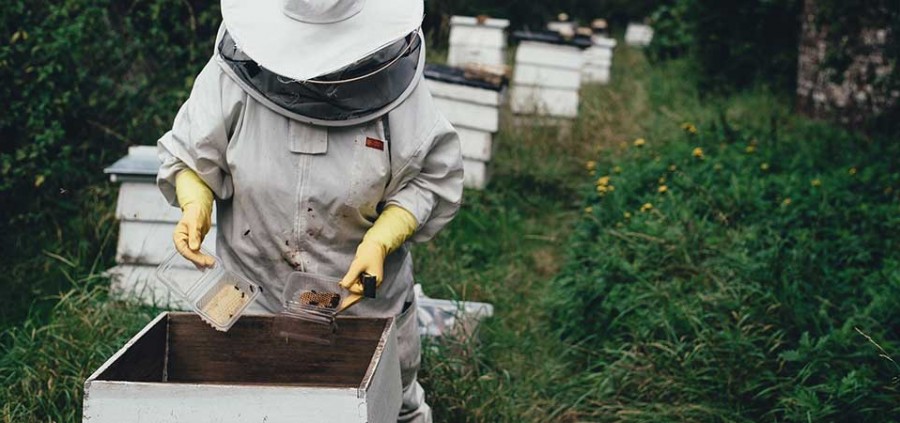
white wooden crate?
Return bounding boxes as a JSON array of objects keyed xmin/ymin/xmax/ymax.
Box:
[
  {"xmin": 583, "ymin": 66, "xmax": 611, "ymax": 84},
  {"xmin": 448, "ymin": 15, "xmax": 509, "ymax": 67},
  {"xmin": 510, "ymin": 85, "xmax": 580, "ymax": 118},
  {"xmin": 625, "ymin": 23, "xmax": 654, "ymax": 47},
  {"xmin": 116, "ymin": 220, "xmax": 217, "ymax": 266},
  {"xmin": 513, "ymin": 63, "xmax": 581, "ymax": 90},
  {"xmin": 432, "ymin": 96, "xmax": 499, "ymax": 133},
  {"xmin": 463, "ymin": 158, "xmax": 490, "ymax": 190},
  {"xmin": 515, "ymin": 41, "xmax": 583, "ymax": 70},
  {"xmin": 83, "ymin": 312, "xmax": 402, "ymax": 423},
  {"xmin": 456, "ymin": 126, "xmax": 493, "ymax": 162}
]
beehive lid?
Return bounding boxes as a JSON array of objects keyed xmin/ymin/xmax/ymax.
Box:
[
  {"xmin": 450, "ymin": 15, "xmax": 510, "ymax": 29},
  {"xmin": 512, "ymin": 30, "xmax": 592, "ymax": 49},
  {"xmin": 104, "ymin": 145, "xmax": 159, "ymax": 183},
  {"xmin": 424, "ymin": 64, "xmax": 506, "ymax": 92}
]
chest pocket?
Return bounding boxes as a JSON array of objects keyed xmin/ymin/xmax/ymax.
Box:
[{"xmin": 345, "ymin": 115, "xmax": 393, "ymax": 214}]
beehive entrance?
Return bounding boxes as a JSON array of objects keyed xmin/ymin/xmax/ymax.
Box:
[{"xmin": 96, "ymin": 313, "xmax": 388, "ymax": 388}]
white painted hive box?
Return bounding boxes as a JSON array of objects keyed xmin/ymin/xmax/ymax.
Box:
[
  {"xmin": 582, "ymin": 36, "xmax": 616, "ymax": 84},
  {"xmin": 511, "ymin": 31, "xmax": 590, "ymax": 119},
  {"xmin": 625, "ymin": 23, "xmax": 654, "ymax": 47},
  {"xmin": 448, "ymin": 15, "xmax": 509, "ymax": 67},
  {"xmin": 83, "ymin": 312, "xmax": 402, "ymax": 423},
  {"xmin": 424, "ymin": 64, "xmax": 506, "ymax": 190},
  {"xmin": 104, "ymin": 146, "xmax": 216, "ymax": 308}
]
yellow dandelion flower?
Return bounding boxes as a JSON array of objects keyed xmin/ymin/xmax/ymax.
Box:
[
  {"xmin": 782, "ymin": 198, "xmax": 792, "ymax": 207},
  {"xmin": 811, "ymin": 178, "xmax": 822, "ymax": 187},
  {"xmin": 745, "ymin": 145, "xmax": 756, "ymax": 154},
  {"xmin": 640, "ymin": 203, "xmax": 653, "ymax": 213},
  {"xmin": 692, "ymin": 147, "xmax": 704, "ymax": 159},
  {"xmin": 613, "ymin": 166, "xmax": 623, "ymax": 174},
  {"xmin": 584, "ymin": 206, "xmax": 593, "ymax": 214},
  {"xmin": 849, "ymin": 167, "xmax": 858, "ymax": 176},
  {"xmin": 596, "ymin": 176, "xmax": 611, "ymax": 186},
  {"xmin": 624, "ymin": 211, "xmax": 632, "ymax": 219},
  {"xmin": 681, "ymin": 122, "xmax": 698, "ymax": 134},
  {"xmin": 596, "ymin": 185, "xmax": 608, "ymax": 193},
  {"xmin": 760, "ymin": 163, "xmax": 770, "ymax": 171},
  {"xmin": 668, "ymin": 164, "xmax": 677, "ymax": 172},
  {"xmin": 633, "ymin": 138, "xmax": 646, "ymax": 148},
  {"xmin": 658, "ymin": 176, "xmax": 667, "ymax": 184},
  {"xmin": 607, "ymin": 185, "xmax": 615, "ymax": 192},
  {"xmin": 586, "ymin": 160, "xmax": 597, "ymax": 171},
  {"xmin": 658, "ymin": 185, "xmax": 669, "ymax": 194}
]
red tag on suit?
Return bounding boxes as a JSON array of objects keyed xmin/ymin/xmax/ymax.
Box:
[{"xmin": 365, "ymin": 137, "xmax": 385, "ymax": 151}]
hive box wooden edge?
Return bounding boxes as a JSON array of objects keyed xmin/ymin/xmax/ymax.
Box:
[{"xmin": 83, "ymin": 312, "xmax": 402, "ymax": 423}]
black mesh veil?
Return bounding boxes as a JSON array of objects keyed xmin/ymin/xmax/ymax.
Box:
[{"xmin": 218, "ymin": 30, "xmax": 422, "ymax": 122}]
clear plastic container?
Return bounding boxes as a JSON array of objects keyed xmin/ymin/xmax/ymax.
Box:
[
  {"xmin": 156, "ymin": 248, "xmax": 261, "ymax": 332},
  {"xmin": 273, "ymin": 272, "xmax": 350, "ymax": 344}
]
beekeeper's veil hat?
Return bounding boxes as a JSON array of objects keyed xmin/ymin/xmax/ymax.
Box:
[{"xmin": 221, "ymin": 0, "xmax": 424, "ymax": 81}]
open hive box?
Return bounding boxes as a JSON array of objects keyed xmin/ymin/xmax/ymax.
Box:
[{"xmin": 83, "ymin": 312, "xmax": 401, "ymax": 422}]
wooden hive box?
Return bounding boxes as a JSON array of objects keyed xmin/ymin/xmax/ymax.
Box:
[
  {"xmin": 424, "ymin": 64, "xmax": 506, "ymax": 190},
  {"xmin": 625, "ymin": 23, "xmax": 654, "ymax": 47},
  {"xmin": 83, "ymin": 312, "xmax": 402, "ymax": 423},
  {"xmin": 582, "ymin": 36, "xmax": 616, "ymax": 84},
  {"xmin": 104, "ymin": 146, "xmax": 217, "ymax": 308},
  {"xmin": 510, "ymin": 31, "xmax": 590, "ymax": 119},
  {"xmin": 448, "ymin": 15, "xmax": 510, "ymax": 67}
]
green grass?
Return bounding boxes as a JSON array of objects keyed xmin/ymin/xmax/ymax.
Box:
[{"xmin": 2, "ymin": 45, "xmax": 898, "ymax": 422}]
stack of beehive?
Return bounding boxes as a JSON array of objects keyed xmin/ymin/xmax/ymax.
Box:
[
  {"xmin": 424, "ymin": 64, "xmax": 506, "ymax": 190},
  {"xmin": 625, "ymin": 23, "xmax": 654, "ymax": 47},
  {"xmin": 104, "ymin": 146, "xmax": 216, "ymax": 306},
  {"xmin": 447, "ymin": 15, "xmax": 509, "ymax": 67},
  {"xmin": 510, "ymin": 30, "xmax": 591, "ymax": 119},
  {"xmin": 582, "ymin": 34, "xmax": 616, "ymax": 84}
]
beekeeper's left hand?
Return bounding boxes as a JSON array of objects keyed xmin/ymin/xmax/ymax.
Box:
[{"xmin": 338, "ymin": 205, "xmax": 417, "ymax": 310}]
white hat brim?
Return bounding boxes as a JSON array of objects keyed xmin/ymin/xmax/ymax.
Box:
[{"xmin": 221, "ymin": 0, "xmax": 423, "ymax": 81}]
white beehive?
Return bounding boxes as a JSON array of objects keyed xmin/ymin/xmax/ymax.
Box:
[
  {"xmin": 425, "ymin": 64, "xmax": 506, "ymax": 190},
  {"xmin": 583, "ymin": 35, "xmax": 616, "ymax": 84},
  {"xmin": 104, "ymin": 146, "xmax": 216, "ymax": 308},
  {"xmin": 448, "ymin": 15, "xmax": 510, "ymax": 68},
  {"xmin": 83, "ymin": 312, "xmax": 402, "ymax": 423},
  {"xmin": 510, "ymin": 31, "xmax": 590, "ymax": 119},
  {"xmin": 625, "ymin": 23, "xmax": 654, "ymax": 47}
]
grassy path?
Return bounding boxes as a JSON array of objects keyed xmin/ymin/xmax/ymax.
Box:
[{"xmin": 414, "ymin": 47, "xmax": 656, "ymax": 421}]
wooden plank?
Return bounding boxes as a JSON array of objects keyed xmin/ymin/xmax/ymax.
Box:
[
  {"xmin": 116, "ymin": 182, "xmax": 218, "ymax": 224},
  {"xmin": 448, "ymin": 45, "xmax": 507, "ymax": 67},
  {"xmin": 432, "ymin": 97, "xmax": 500, "ymax": 133},
  {"xmin": 513, "ymin": 63, "xmax": 582, "ymax": 90},
  {"xmin": 449, "ymin": 15, "xmax": 510, "ymax": 29},
  {"xmin": 95, "ymin": 314, "xmax": 167, "ymax": 383},
  {"xmin": 449, "ymin": 24, "xmax": 506, "ymax": 48},
  {"xmin": 85, "ymin": 313, "xmax": 169, "ymax": 385},
  {"xmin": 425, "ymin": 79, "xmax": 502, "ymax": 107},
  {"xmin": 463, "ymin": 159, "xmax": 490, "ymax": 190},
  {"xmin": 83, "ymin": 381, "xmax": 363, "ymax": 423},
  {"xmin": 584, "ymin": 47, "xmax": 613, "ymax": 61},
  {"xmin": 583, "ymin": 67, "xmax": 611, "ymax": 84},
  {"xmin": 165, "ymin": 314, "xmax": 388, "ymax": 387},
  {"xmin": 510, "ymin": 85, "xmax": 580, "ymax": 118},
  {"xmin": 116, "ymin": 221, "xmax": 217, "ymax": 266},
  {"xmin": 456, "ymin": 126, "xmax": 494, "ymax": 162},
  {"xmin": 515, "ymin": 41, "xmax": 583, "ymax": 71}
]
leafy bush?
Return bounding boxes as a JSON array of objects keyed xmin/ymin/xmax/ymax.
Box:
[
  {"xmin": 549, "ymin": 113, "xmax": 900, "ymax": 420},
  {"xmin": 0, "ymin": 0, "xmax": 220, "ymax": 327},
  {"xmin": 648, "ymin": 0, "xmax": 802, "ymax": 92}
]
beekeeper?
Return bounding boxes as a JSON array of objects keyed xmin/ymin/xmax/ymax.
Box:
[{"xmin": 155, "ymin": 1, "xmax": 463, "ymax": 421}]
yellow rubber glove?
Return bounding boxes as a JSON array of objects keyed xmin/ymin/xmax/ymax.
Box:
[
  {"xmin": 338, "ymin": 205, "xmax": 417, "ymax": 311},
  {"xmin": 173, "ymin": 169, "xmax": 215, "ymax": 268}
]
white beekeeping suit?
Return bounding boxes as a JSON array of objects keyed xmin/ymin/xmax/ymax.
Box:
[{"xmin": 156, "ymin": 1, "xmax": 463, "ymax": 421}]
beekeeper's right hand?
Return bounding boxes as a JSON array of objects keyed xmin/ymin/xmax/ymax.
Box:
[{"xmin": 174, "ymin": 169, "xmax": 215, "ymax": 268}]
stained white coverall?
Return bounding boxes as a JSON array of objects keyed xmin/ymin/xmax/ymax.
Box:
[{"xmin": 156, "ymin": 29, "xmax": 463, "ymax": 423}]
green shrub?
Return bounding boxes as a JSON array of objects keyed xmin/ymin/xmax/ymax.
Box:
[
  {"xmin": 0, "ymin": 0, "xmax": 220, "ymax": 327},
  {"xmin": 549, "ymin": 112, "xmax": 900, "ymax": 420}
]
